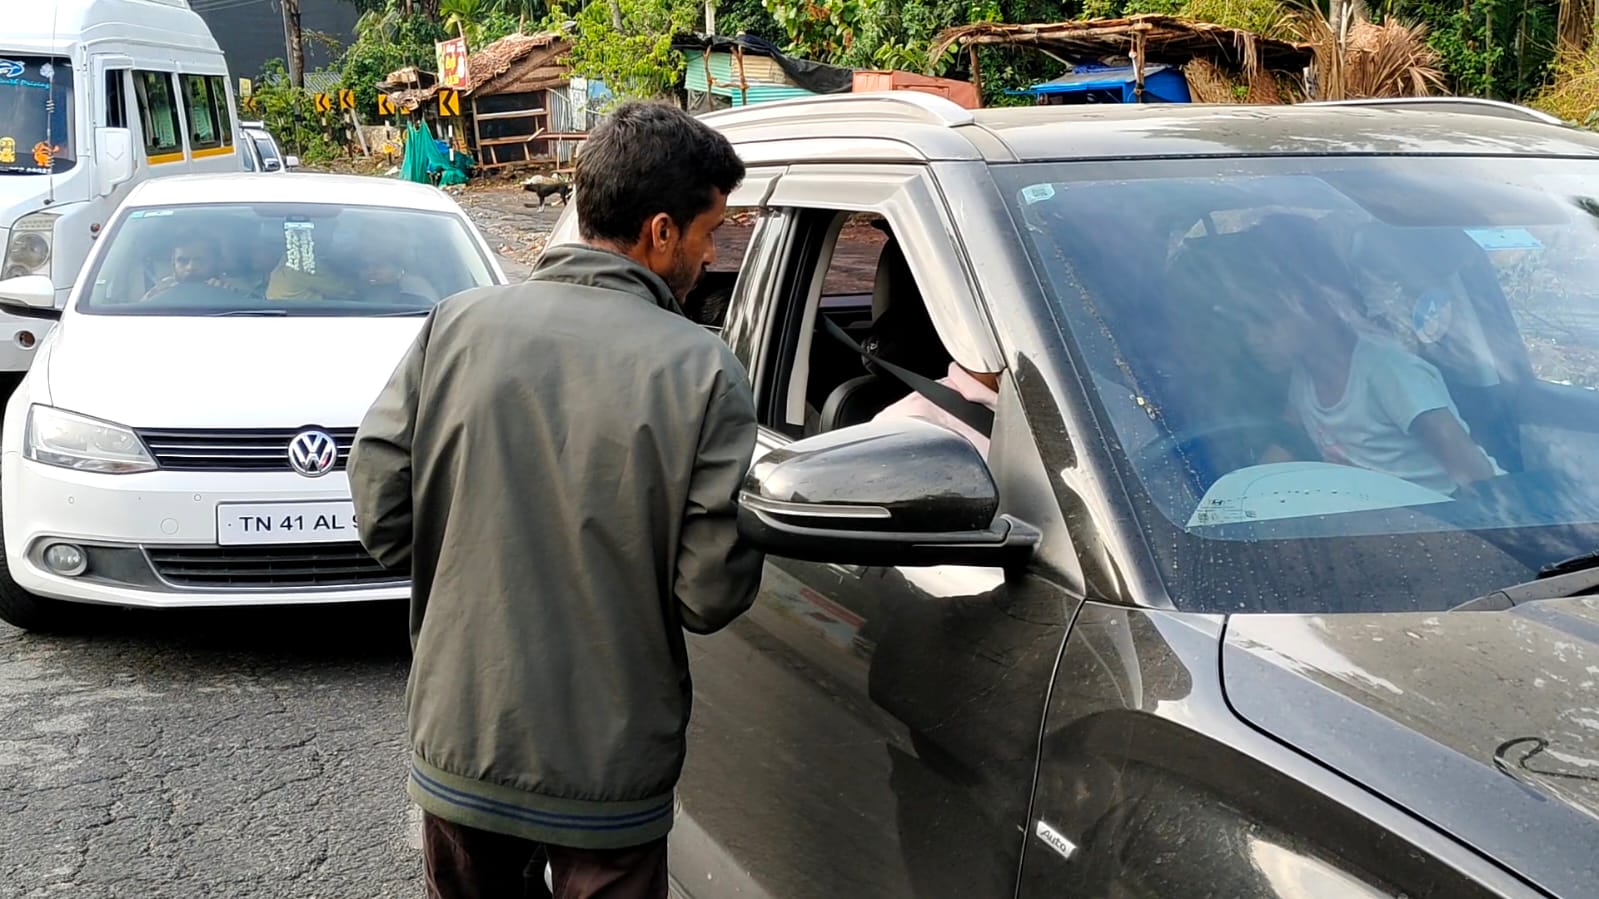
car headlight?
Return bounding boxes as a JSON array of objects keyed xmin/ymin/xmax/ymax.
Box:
[
  {"xmin": 3, "ymin": 212, "xmax": 56, "ymax": 280},
  {"xmin": 24, "ymin": 406, "xmax": 156, "ymax": 474}
]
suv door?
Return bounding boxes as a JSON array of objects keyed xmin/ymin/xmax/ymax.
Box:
[{"xmin": 672, "ymin": 163, "xmax": 1082, "ymax": 899}]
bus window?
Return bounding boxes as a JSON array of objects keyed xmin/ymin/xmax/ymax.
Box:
[
  {"xmin": 104, "ymin": 70, "xmax": 128, "ymax": 129},
  {"xmin": 134, "ymin": 71, "xmax": 182, "ymax": 161},
  {"xmin": 207, "ymin": 75, "xmax": 232, "ymax": 149}
]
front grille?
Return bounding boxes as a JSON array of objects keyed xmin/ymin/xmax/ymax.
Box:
[
  {"xmin": 136, "ymin": 428, "xmax": 357, "ymax": 473},
  {"xmin": 146, "ymin": 543, "xmax": 402, "ymax": 589}
]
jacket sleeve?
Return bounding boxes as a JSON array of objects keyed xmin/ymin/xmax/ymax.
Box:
[
  {"xmin": 349, "ymin": 319, "xmax": 429, "ymax": 572},
  {"xmin": 675, "ymin": 374, "xmax": 764, "ymax": 635}
]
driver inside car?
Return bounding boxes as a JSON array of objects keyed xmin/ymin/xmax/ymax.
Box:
[
  {"xmin": 1226, "ymin": 218, "xmax": 1503, "ymax": 496},
  {"xmin": 141, "ymin": 230, "xmax": 230, "ymax": 301}
]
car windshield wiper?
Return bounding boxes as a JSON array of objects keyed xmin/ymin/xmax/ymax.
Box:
[
  {"xmin": 208, "ymin": 309, "xmax": 289, "ymax": 317},
  {"xmin": 1451, "ymin": 551, "xmax": 1599, "ymax": 611}
]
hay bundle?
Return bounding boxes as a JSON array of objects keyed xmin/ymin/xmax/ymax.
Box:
[
  {"xmin": 1183, "ymin": 57, "xmax": 1291, "ymax": 103},
  {"xmin": 1183, "ymin": 57, "xmax": 1239, "ymax": 103}
]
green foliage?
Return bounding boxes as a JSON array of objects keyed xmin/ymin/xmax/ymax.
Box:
[
  {"xmin": 246, "ymin": 60, "xmax": 344, "ymax": 163},
  {"xmin": 339, "ymin": 3, "xmax": 447, "ymax": 116},
  {"xmin": 1387, "ymin": 0, "xmax": 1557, "ymax": 100},
  {"xmin": 550, "ymin": 0, "xmax": 699, "ymax": 100},
  {"xmin": 761, "ymin": 0, "xmax": 874, "ymax": 60},
  {"xmin": 714, "ymin": 0, "xmax": 784, "ymax": 40}
]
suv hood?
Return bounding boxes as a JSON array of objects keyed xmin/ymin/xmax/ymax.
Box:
[
  {"xmin": 43, "ymin": 314, "xmax": 424, "ymax": 428},
  {"xmin": 1223, "ymin": 600, "xmax": 1599, "ymax": 898}
]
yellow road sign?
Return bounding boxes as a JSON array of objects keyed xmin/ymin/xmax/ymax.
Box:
[
  {"xmin": 242, "ymin": 96, "xmax": 260, "ymax": 113},
  {"xmin": 377, "ymin": 94, "xmax": 395, "ymax": 116},
  {"xmin": 438, "ymin": 89, "xmax": 461, "ymax": 117},
  {"xmin": 339, "ymin": 89, "xmax": 356, "ymax": 111},
  {"xmin": 314, "ymin": 93, "xmax": 333, "ymax": 115}
]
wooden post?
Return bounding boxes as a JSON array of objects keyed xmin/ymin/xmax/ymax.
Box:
[
  {"xmin": 1132, "ymin": 31, "xmax": 1144, "ymax": 101},
  {"xmin": 968, "ymin": 45, "xmax": 983, "ymax": 101},
  {"xmin": 734, "ymin": 46, "xmax": 749, "ymax": 106}
]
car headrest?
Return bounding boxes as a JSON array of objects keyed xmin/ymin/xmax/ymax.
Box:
[{"xmin": 871, "ymin": 238, "xmax": 915, "ymax": 321}]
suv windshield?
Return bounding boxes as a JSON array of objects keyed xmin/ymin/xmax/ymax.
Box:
[
  {"xmin": 0, "ymin": 55, "xmax": 75, "ymax": 175},
  {"xmin": 1001, "ymin": 156, "xmax": 1599, "ymax": 614},
  {"xmin": 80, "ymin": 202, "xmax": 494, "ymax": 316}
]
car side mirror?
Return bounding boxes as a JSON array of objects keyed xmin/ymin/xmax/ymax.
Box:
[
  {"xmin": 284, "ymin": 155, "xmax": 300, "ymax": 170},
  {"xmin": 0, "ymin": 275, "xmax": 61, "ymax": 318},
  {"xmin": 94, "ymin": 127, "xmax": 135, "ymax": 197},
  {"xmin": 738, "ymin": 419, "xmax": 1039, "ymax": 568}
]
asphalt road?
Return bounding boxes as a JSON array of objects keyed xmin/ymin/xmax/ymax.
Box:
[{"xmin": 0, "ymin": 603, "xmax": 421, "ymax": 898}]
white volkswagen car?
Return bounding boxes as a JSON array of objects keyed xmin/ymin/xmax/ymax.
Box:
[{"xmin": 0, "ymin": 174, "xmax": 505, "ymax": 630}]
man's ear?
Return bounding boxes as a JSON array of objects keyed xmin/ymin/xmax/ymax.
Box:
[{"xmin": 647, "ymin": 213, "xmax": 676, "ymax": 251}]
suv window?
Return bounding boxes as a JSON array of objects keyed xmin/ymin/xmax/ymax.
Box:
[
  {"xmin": 685, "ymin": 204, "xmax": 762, "ymax": 333},
  {"xmin": 758, "ymin": 208, "xmax": 981, "ymax": 445},
  {"xmin": 999, "ymin": 156, "xmax": 1599, "ymax": 613}
]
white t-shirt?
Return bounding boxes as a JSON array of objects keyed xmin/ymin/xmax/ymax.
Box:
[
  {"xmin": 1289, "ymin": 335, "xmax": 1501, "ymax": 495},
  {"xmin": 872, "ymin": 363, "xmax": 998, "ymax": 457}
]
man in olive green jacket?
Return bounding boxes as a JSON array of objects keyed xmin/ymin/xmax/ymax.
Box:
[{"xmin": 349, "ymin": 101, "xmax": 763, "ymax": 899}]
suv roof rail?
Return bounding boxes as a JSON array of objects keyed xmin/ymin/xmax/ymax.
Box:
[
  {"xmin": 1303, "ymin": 97, "xmax": 1565, "ymax": 125},
  {"xmin": 698, "ymin": 91, "xmax": 976, "ymax": 129}
]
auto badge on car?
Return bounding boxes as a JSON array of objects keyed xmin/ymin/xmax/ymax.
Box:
[{"xmin": 287, "ymin": 429, "xmax": 338, "ymax": 478}]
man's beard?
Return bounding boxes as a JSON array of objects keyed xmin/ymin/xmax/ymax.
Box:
[{"xmin": 669, "ymin": 259, "xmax": 708, "ymax": 303}]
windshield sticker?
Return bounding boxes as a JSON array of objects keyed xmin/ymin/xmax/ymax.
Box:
[
  {"xmin": 284, "ymin": 223, "xmax": 317, "ymax": 274},
  {"xmin": 31, "ymin": 141, "xmax": 60, "ymax": 167},
  {"xmin": 0, "ymin": 60, "xmax": 23, "ymax": 79},
  {"xmin": 1466, "ymin": 227, "xmax": 1543, "ymax": 251},
  {"xmin": 1021, "ymin": 184, "xmax": 1056, "ymax": 205},
  {"xmin": 0, "ymin": 138, "xmax": 12, "ymax": 164}
]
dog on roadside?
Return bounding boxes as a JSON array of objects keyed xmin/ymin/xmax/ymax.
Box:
[{"xmin": 523, "ymin": 174, "xmax": 572, "ymax": 207}]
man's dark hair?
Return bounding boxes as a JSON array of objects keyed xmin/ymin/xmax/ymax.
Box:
[
  {"xmin": 171, "ymin": 228, "xmax": 219, "ymax": 255},
  {"xmin": 575, "ymin": 101, "xmax": 745, "ymax": 245}
]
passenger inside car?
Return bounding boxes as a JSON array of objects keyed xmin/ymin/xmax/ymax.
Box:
[
  {"xmin": 141, "ymin": 229, "xmax": 227, "ymax": 301},
  {"xmin": 1227, "ymin": 216, "xmax": 1503, "ymax": 495}
]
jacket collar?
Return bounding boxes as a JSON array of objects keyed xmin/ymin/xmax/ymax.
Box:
[{"xmin": 530, "ymin": 243, "xmax": 683, "ymax": 315}]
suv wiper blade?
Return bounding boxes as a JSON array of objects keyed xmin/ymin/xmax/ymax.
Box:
[
  {"xmin": 1539, "ymin": 549, "xmax": 1599, "ymax": 578},
  {"xmin": 1450, "ymin": 556, "xmax": 1599, "ymax": 612},
  {"xmin": 208, "ymin": 309, "xmax": 289, "ymax": 317}
]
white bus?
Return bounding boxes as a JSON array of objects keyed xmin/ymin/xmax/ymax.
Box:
[{"xmin": 0, "ymin": 0, "xmax": 240, "ymax": 373}]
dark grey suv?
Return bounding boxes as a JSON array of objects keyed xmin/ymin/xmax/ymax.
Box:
[{"xmin": 548, "ymin": 93, "xmax": 1599, "ymax": 898}]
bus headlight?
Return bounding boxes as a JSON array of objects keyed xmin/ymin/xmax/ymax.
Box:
[{"xmin": 4, "ymin": 213, "xmax": 57, "ymax": 280}]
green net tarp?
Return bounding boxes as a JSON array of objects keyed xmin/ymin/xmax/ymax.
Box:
[{"xmin": 399, "ymin": 121, "xmax": 475, "ymax": 186}]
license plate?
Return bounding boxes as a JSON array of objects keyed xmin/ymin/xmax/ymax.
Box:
[{"xmin": 216, "ymin": 501, "xmax": 358, "ymax": 546}]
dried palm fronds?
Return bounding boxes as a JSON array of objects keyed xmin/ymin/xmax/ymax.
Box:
[{"xmin": 1299, "ymin": 14, "xmax": 1444, "ymax": 100}]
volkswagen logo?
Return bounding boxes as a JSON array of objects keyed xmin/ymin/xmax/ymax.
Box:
[{"xmin": 287, "ymin": 429, "xmax": 339, "ymax": 478}]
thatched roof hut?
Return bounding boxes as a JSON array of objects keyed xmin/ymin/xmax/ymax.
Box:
[{"xmin": 932, "ymin": 15, "xmax": 1315, "ymax": 102}]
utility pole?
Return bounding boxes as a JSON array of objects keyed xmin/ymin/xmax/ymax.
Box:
[{"xmin": 280, "ymin": 0, "xmax": 305, "ymax": 88}]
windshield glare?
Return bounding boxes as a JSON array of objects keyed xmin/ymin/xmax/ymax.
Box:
[
  {"xmin": 80, "ymin": 202, "xmax": 494, "ymax": 316},
  {"xmin": 0, "ymin": 55, "xmax": 75, "ymax": 175},
  {"xmin": 1003, "ymin": 157, "xmax": 1599, "ymax": 613}
]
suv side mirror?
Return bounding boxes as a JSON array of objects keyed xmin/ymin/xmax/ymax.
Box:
[
  {"xmin": 94, "ymin": 127, "xmax": 135, "ymax": 197},
  {"xmin": 0, "ymin": 275, "xmax": 61, "ymax": 318},
  {"xmin": 738, "ymin": 419, "xmax": 1039, "ymax": 568},
  {"xmin": 284, "ymin": 155, "xmax": 300, "ymax": 170}
]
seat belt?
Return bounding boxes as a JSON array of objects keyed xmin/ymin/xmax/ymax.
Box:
[{"xmin": 823, "ymin": 317, "xmax": 995, "ymax": 435}]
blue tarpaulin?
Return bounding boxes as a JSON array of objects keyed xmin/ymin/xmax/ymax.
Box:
[{"xmin": 1013, "ymin": 63, "xmax": 1192, "ymax": 104}]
